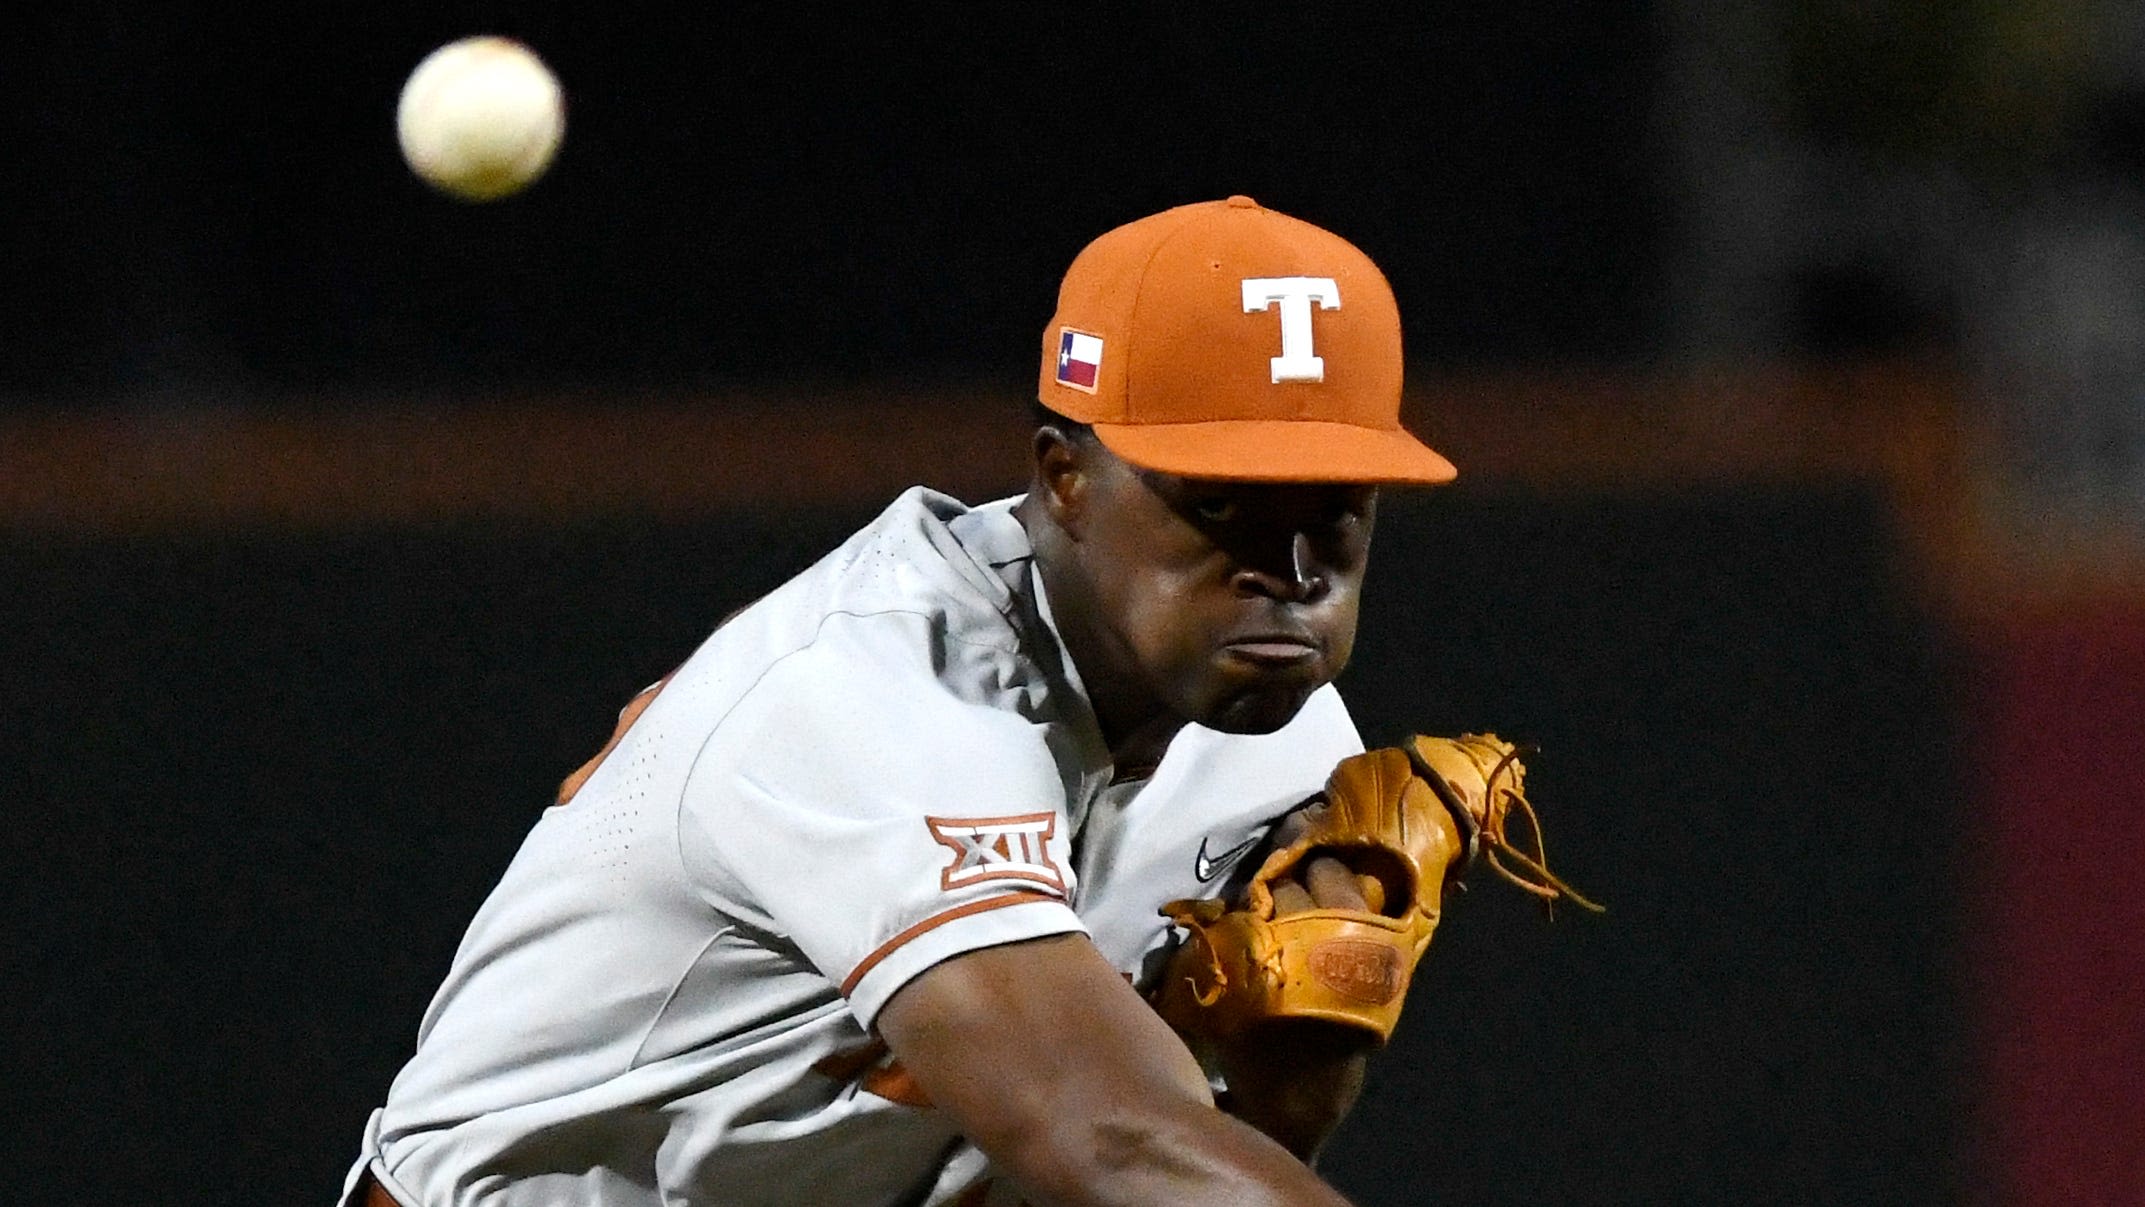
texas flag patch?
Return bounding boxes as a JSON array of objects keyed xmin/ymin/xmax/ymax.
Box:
[{"xmin": 1055, "ymin": 328, "xmax": 1103, "ymax": 392}]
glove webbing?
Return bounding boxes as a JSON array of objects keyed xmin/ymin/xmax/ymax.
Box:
[{"xmin": 1407, "ymin": 742, "xmax": 1604, "ymax": 915}]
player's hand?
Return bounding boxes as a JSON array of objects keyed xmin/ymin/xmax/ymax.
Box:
[
  {"xmin": 1206, "ymin": 801, "xmax": 1380, "ymax": 1162},
  {"xmin": 1261, "ymin": 799, "xmax": 1386, "ymax": 917}
]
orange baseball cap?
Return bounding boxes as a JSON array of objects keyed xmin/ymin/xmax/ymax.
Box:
[{"xmin": 1038, "ymin": 196, "xmax": 1455, "ymax": 484}]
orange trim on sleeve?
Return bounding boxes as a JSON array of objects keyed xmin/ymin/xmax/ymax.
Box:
[
  {"xmin": 859, "ymin": 1059, "xmax": 934, "ymax": 1108},
  {"xmin": 811, "ymin": 1039, "xmax": 936, "ymax": 1108},
  {"xmin": 839, "ymin": 891, "xmax": 1061, "ymax": 996}
]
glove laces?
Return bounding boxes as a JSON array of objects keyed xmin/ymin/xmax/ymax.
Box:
[{"xmin": 1410, "ymin": 740, "xmax": 1605, "ymax": 916}]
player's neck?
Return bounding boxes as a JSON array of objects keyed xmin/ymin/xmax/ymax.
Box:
[
  {"xmin": 1099, "ymin": 711, "xmax": 1182, "ymax": 785},
  {"xmin": 1046, "ymin": 598, "xmax": 1184, "ymax": 781}
]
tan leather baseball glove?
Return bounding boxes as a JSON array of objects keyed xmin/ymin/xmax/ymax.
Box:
[{"xmin": 1153, "ymin": 733, "xmax": 1601, "ymax": 1045}]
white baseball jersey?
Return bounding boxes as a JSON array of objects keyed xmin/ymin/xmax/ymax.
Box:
[{"xmin": 342, "ymin": 487, "xmax": 1364, "ymax": 1207}]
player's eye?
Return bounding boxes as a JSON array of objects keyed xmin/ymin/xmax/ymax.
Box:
[
  {"xmin": 1192, "ymin": 498, "xmax": 1238, "ymax": 523},
  {"xmin": 1321, "ymin": 489, "xmax": 1375, "ymax": 532}
]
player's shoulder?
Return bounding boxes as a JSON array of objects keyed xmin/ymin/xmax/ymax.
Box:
[
  {"xmin": 671, "ymin": 487, "xmax": 1055, "ymax": 751},
  {"xmin": 716, "ymin": 487, "xmax": 1027, "ymax": 656},
  {"xmin": 807, "ymin": 486, "xmax": 1027, "ymax": 638},
  {"xmin": 682, "ymin": 597, "xmax": 1067, "ymax": 825}
]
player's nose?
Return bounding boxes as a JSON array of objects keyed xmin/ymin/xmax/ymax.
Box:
[{"xmin": 1230, "ymin": 531, "xmax": 1327, "ymax": 604}]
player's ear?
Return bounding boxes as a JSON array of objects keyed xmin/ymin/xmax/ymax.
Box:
[{"xmin": 1030, "ymin": 424, "xmax": 1093, "ymax": 536}]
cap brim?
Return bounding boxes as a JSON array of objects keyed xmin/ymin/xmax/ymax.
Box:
[{"xmin": 1090, "ymin": 419, "xmax": 1457, "ymax": 485}]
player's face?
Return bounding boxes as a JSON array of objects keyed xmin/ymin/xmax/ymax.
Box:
[{"xmin": 1078, "ymin": 450, "xmax": 1377, "ymax": 736}]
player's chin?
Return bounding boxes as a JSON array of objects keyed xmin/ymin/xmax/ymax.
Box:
[{"xmin": 1195, "ymin": 669, "xmax": 1324, "ymax": 734}]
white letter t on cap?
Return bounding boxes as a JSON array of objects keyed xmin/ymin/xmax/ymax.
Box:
[{"xmin": 1241, "ymin": 276, "xmax": 1340, "ymax": 383}]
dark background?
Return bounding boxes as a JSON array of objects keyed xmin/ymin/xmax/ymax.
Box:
[
  {"xmin": 3, "ymin": 7, "xmax": 1658, "ymax": 398},
  {"xmin": 6, "ymin": 4, "xmax": 2080, "ymax": 1205}
]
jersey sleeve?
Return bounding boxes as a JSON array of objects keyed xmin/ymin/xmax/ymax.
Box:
[{"xmin": 676, "ymin": 611, "xmax": 1088, "ymax": 1028}]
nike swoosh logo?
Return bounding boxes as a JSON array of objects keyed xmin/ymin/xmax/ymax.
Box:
[{"xmin": 1195, "ymin": 833, "xmax": 1265, "ymax": 883}]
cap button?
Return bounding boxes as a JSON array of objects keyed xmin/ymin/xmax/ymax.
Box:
[{"xmin": 1225, "ymin": 194, "xmax": 1259, "ymax": 209}]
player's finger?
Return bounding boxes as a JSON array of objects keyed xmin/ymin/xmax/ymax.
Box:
[
  {"xmin": 1269, "ymin": 798, "xmax": 1323, "ymax": 850},
  {"xmin": 1270, "ymin": 880, "xmax": 1315, "ymax": 915},
  {"xmin": 1356, "ymin": 872, "xmax": 1386, "ymax": 915},
  {"xmin": 1304, "ymin": 855, "xmax": 1370, "ymax": 911}
]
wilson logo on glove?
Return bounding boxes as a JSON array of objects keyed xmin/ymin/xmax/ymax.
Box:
[{"xmin": 1308, "ymin": 940, "xmax": 1404, "ymax": 1006}]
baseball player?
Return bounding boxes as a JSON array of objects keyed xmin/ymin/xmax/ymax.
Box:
[{"xmin": 342, "ymin": 196, "xmax": 1507, "ymax": 1206}]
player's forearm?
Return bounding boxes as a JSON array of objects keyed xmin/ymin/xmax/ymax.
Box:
[{"xmin": 1002, "ymin": 1095, "xmax": 1358, "ymax": 1207}]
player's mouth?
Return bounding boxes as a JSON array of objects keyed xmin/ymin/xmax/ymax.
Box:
[{"xmin": 1221, "ymin": 632, "xmax": 1322, "ymax": 667}]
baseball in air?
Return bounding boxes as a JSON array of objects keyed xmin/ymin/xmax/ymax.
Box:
[{"xmin": 396, "ymin": 36, "xmax": 565, "ymax": 202}]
